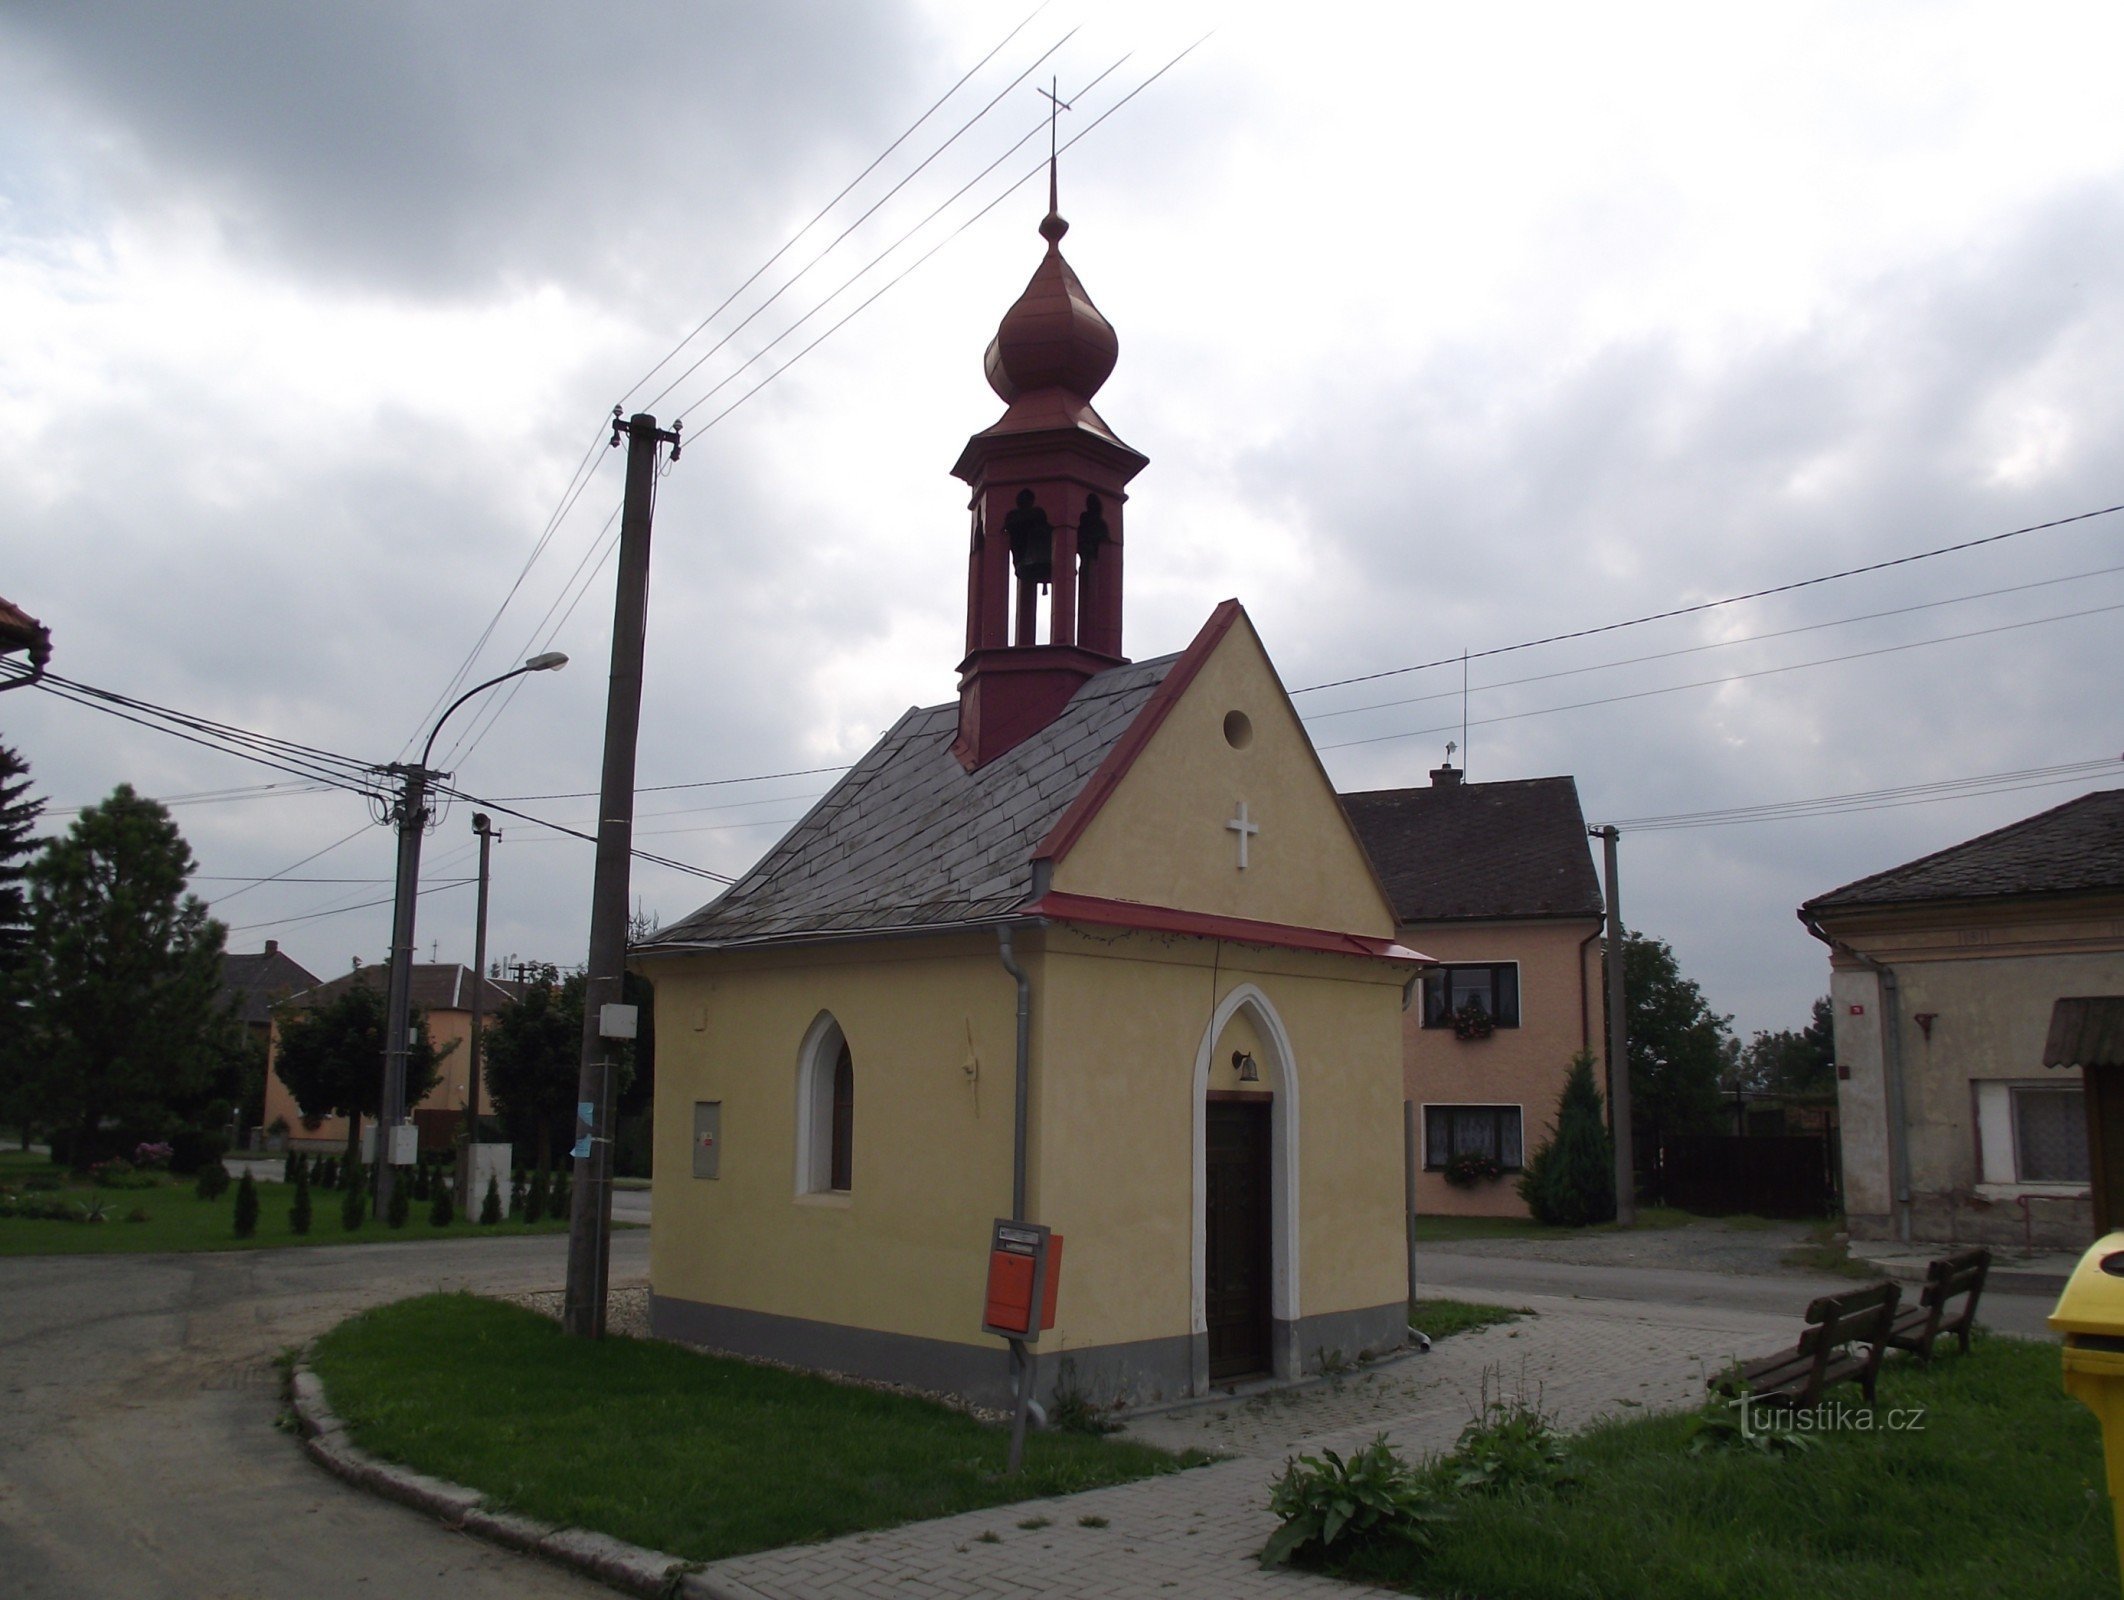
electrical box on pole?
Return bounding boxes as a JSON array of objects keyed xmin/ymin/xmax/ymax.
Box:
[{"xmin": 563, "ymin": 409, "xmax": 679, "ymax": 1339}]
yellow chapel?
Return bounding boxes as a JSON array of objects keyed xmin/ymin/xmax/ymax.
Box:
[{"xmin": 637, "ymin": 194, "xmax": 1425, "ymax": 1409}]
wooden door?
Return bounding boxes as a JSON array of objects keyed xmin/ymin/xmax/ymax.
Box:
[{"xmin": 1205, "ymin": 1098, "xmax": 1273, "ymax": 1380}]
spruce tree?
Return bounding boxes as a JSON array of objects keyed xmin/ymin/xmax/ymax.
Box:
[
  {"xmin": 552, "ymin": 1165, "xmax": 571, "ymax": 1217},
  {"xmin": 429, "ymin": 1176, "xmax": 454, "ymax": 1227},
  {"xmin": 386, "ymin": 1176, "xmax": 409, "ymax": 1228},
  {"xmin": 290, "ymin": 1159, "xmax": 313, "ymax": 1233},
  {"xmin": 523, "ymin": 1165, "xmax": 549, "ymax": 1224},
  {"xmin": 340, "ymin": 1156, "xmax": 366, "ymax": 1230},
  {"xmin": 411, "ymin": 1159, "xmax": 430, "ymax": 1201},
  {"xmin": 1518, "ymin": 1051, "xmax": 1618, "ymax": 1228},
  {"xmin": 509, "ymin": 1165, "xmax": 527, "ymax": 1218},
  {"xmin": 480, "ymin": 1173, "xmax": 502, "ymax": 1225},
  {"xmin": 281, "ymin": 1147, "xmax": 298, "ymax": 1185},
  {"xmin": 318, "ymin": 1156, "xmax": 336, "ymax": 1190},
  {"xmin": 232, "ymin": 1170, "xmax": 259, "ymax": 1238}
]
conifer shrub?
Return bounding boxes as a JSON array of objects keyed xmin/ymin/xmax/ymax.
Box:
[
  {"xmin": 411, "ymin": 1159, "xmax": 430, "ymax": 1201},
  {"xmin": 1518, "ymin": 1051, "xmax": 1617, "ymax": 1228},
  {"xmin": 290, "ymin": 1161, "xmax": 313, "ymax": 1234},
  {"xmin": 318, "ymin": 1157, "xmax": 337, "ymax": 1190},
  {"xmin": 341, "ymin": 1157, "xmax": 367, "ymax": 1230},
  {"xmin": 281, "ymin": 1148, "xmax": 300, "ymax": 1184},
  {"xmin": 429, "ymin": 1177, "xmax": 454, "ymax": 1227},
  {"xmin": 387, "ymin": 1176, "xmax": 410, "ymax": 1228},
  {"xmin": 195, "ymin": 1162, "xmax": 231, "ymax": 1201},
  {"xmin": 524, "ymin": 1166, "xmax": 549, "ymax": 1223},
  {"xmin": 232, "ymin": 1171, "xmax": 260, "ymax": 1238},
  {"xmin": 552, "ymin": 1166, "xmax": 571, "ymax": 1217},
  {"xmin": 480, "ymin": 1173, "xmax": 502, "ymax": 1225},
  {"xmin": 509, "ymin": 1166, "xmax": 527, "ymax": 1217}
]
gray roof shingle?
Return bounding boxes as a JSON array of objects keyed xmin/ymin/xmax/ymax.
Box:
[
  {"xmin": 220, "ymin": 946, "xmax": 323, "ymax": 1027},
  {"xmin": 647, "ymin": 654, "xmax": 1179, "ymax": 950},
  {"xmin": 1804, "ymin": 788, "xmax": 2124, "ymax": 913},
  {"xmin": 1340, "ymin": 777, "xmax": 1603, "ymax": 924},
  {"xmin": 277, "ymin": 962, "xmax": 525, "ymax": 1015}
]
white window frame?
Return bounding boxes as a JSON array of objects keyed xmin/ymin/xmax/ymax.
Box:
[
  {"xmin": 1973, "ymin": 1078, "xmax": 2088, "ymax": 1193},
  {"xmin": 794, "ymin": 1013, "xmax": 852, "ymax": 1199}
]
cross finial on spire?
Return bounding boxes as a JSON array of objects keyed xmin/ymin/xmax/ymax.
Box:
[
  {"xmin": 1444, "ymin": 741, "xmax": 1458, "ymax": 764},
  {"xmin": 1038, "ymin": 76, "xmax": 1073, "ymax": 242}
]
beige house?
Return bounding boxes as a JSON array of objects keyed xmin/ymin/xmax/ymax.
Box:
[
  {"xmin": 1801, "ymin": 789, "xmax": 2124, "ymax": 1249},
  {"xmin": 636, "ymin": 199, "xmax": 1424, "ymax": 1410},
  {"xmin": 1344, "ymin": 769, "xmax": 1606, "ymax": 1217},
  {"xmin": 261, "ymin": 961, "xmax": 521, "ymax": 1155}
]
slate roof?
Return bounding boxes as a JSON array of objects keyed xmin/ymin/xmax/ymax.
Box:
[
  {"xmin": 277, "ymin": 962, "xmax": 525, "ymax": 1015},
  {"xmin": 1340, "ymin": 776, "xmax": 1604, "ymax": 924},
  {"xmin": 645, "ymin": 654, "xmax": 1179, "ymax": 951},
  {"xmin": 220, "ymin": 945, "xmax": 323, "ymax": 1028},
  {"xmin": 1804, "ymin": 789, "xmax": 2124, "ymax": 913}
]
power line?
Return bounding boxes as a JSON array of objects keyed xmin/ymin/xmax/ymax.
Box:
[
  {"xmin": 640, "ymin": 19, "xmax": 1079, "ymax": 414},
  {"xmin": 45, "ymin": 779, "xmax": 335, "ymax": 818},
  {"xmin": 1604, "ymin": 758, "xmax": 2122, "ymax": 832},
  {"xmin": 202, "ymin": 825, "xmax": 376, "ymax": 907},
  {"xmin": 1316, "ymin": 597, "xmax": 2124, "ymax": 752},
  {"xmin": 225, "ymin": 877, "xmax": 473, "ymax": 935},
  {"xmin": 1304, "ymin": 561, "xmax": 2124, "ymax": 724},
  {"xmin": 620, "ymin": 4, "xmax": 1054, "ymax": 411},
  {"xmin": 431, "ymin": 781, "xmax": 734, "ymax": 883},
  {"xmin": 1290, "ymin": 501, "xmax": 2124, "ymax": 696}
]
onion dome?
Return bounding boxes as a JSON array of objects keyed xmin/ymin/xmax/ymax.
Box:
[{"xmin": 982, "ymin": 209, "xmax": 1120, "ymax": 403}]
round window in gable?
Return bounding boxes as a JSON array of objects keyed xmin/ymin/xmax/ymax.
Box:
[{"xmin": 1223, "ymin": 710, "xmax": 1254, "ymax": 750}]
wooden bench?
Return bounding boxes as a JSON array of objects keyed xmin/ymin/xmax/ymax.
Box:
[
  {"xmin": 1886, "ymin": 1247, "xmax": 1991, "ymax": 1361},
  {"xmin": 1711, "ymin": 1281, "xmax": 1901, "ymax": 1408}
]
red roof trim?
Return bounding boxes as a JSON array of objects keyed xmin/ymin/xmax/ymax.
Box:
[
  {"xmin": 1026, "ymin": 890, "xmax": 1430, "ymax": 964},
  {"xmin": 1034, "ymin": 598, "xmax": 1245, "ymax": 865}
]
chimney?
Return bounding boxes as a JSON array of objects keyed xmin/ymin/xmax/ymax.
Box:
[
  {"xmin": 1431, "ymin": 763, "xmax": 1462, "ymax": 788},
  {"xmin": 264, "ymin": 939, "xmax": 279, "ymax": 955}
]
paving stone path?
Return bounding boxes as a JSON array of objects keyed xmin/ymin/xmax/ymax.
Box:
[{"xmin": 690, "ymin": 1289, "xmax": 1800, "ymax": 1600}]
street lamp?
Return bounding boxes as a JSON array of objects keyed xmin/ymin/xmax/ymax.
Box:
[{"xmin": 374, "ymin": 652, "xmax": 566, "ymax": 1216}]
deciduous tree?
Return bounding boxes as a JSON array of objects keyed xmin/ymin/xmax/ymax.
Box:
[
  {"xmin": 0, "ymin": 742, "xmax": 45, "ymax": 1142},
  {"xmin": 1732, "ymin": 996, "xmax": 1837, "ymax": 1095},
  {"xmin": 272, "ymin": 979, "xmax": 445, "ymax": 1161},
  {"xmin": 486, "ymin": 966, "xmax": 633, "ymax": 1172},
  {"xmin": 1615, "ymin": 931, "xmax": 1734, "ymax": 1153}
]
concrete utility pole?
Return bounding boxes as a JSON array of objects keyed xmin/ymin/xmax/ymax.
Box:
[
  {"xmin": 563, "ymin": 409, "xmax": 679, "ymax": 1339},
  {"xmin": 460, "ymin": 812, "xmax": 497, "ymax": 1203},
  {"xmin": 373, "ymin": 657, "xmax": 567, "ymax": 1218},
  {"xmin": 1592, "ymin": 825, "xmax": 1636, "ymax": 1225}
]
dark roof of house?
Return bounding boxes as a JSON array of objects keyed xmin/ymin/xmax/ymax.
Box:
[
  {"xmin": 645, "ymin": 653, "xmax": 1179, "ymax": 951},
  {"xmin": 0, "ymin": 594, "xmax": 50, "ymax": 664},
  {"xmin": 1804, "ymin": 789, "xmax": 2124, "ymax": 914},
  {"xmin": 277, "ymin": 962, "xmax": 525, "ymax": 1015},
  {"xmin": 220, "ymin": 945, "xmax": 323, "ymax": 1027},
  {"xmin": 1340, "ymin": 776, "xmax": 1604, "ymax": 924}
]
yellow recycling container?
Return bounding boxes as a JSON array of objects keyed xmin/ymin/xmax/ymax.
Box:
[{"xmin": 2052, "ymin": 1230, "xmax": 2124, "ymax": 1586}]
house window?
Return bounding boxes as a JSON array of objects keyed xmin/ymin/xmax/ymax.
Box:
[
  {"xmin": 1424, "ymin": 1104, "xmax": 1524, "ymax": 1170},
  {"xmin": 2014, "ymin": 1087, "xmax": 2087, "ymax": 1184},
  {"xmin": 1421, "ymin": 963, "xmax": 1521, "ymax": 1029},
  {"xmin": 797, "ymin": 1018, "xmax": 854, "ymax": 1195}
]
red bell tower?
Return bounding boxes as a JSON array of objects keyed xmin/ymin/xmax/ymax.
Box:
[{"xmin": 951, "ymin": 195, "xmax": 1147, "ymax": 770}]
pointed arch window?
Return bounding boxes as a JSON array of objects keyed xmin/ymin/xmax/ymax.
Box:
[{"xmin": 798, "ymin": 1017, "xmax": 854, "ymax": 1195}]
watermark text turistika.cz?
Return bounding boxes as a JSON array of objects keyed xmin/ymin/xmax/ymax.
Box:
[{"xmin": 1738, "ymin": 1396, "xmax": 1927, "ymax": 1438}]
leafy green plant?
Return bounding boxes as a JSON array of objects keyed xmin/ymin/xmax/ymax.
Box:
[
  {"xmin": 1685, "ymin": 1379, "xmax": 1817, "ymax": 1458},
  {"xmin": 1261, "ymin": 1435, "xmax": 1448, "ymax": 1568},
  {"xmin": 125, "ymin": 1205, "xmax": 151, "ymax": 1223},
  {"xmin": 194, "ymin": 1162, "xmax": 231, "ymax": 1201},
  {"xmin": 75, "ymin": 1197, "xmax": 113, "ymax": 1223},
  {"xmin": 232, "ymin": 1171, "xmax": 259, "ymax": 1238},
  {"xmin": 1442, "ymin": 1151, "xmax": 1504, "ymax": 1188},
  {"xmin": 1048, "ymin": 1358, "xmax": 1120, "ymax": 1435},
  {"xmin": 1444, "ymin": 1381, "xmax": 1576, "ymax": 1496}
]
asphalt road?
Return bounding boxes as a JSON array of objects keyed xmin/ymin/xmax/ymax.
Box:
[{"xmin": 0, "ymin": 1230, "xmax": 646, "ymax": 1600}]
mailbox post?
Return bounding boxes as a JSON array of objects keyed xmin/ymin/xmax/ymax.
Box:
[{"xmin": 983, "ymin": 1218, "xmax": 1063, "ymax": 1472}]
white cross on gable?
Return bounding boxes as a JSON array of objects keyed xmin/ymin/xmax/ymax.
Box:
[{"xmin": 1225, "ymin": 800, "xmax": 1260, "ymax": 870}]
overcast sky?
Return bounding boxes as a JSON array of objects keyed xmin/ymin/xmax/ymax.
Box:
[{"xmin": 3, "ymin": 1, "xmax": 2119, "ymax": 1042}]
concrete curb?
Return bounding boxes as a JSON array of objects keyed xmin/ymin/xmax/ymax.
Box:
[
  {"xmin": 1848, "ymin": 1255, "xmax": 2068, "ymax": 1298},
  {"xmin": 289, "ymin": 1350, "xmax": 751, "ymax": 1600}
]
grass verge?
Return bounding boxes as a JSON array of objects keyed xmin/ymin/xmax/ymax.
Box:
[
  {"xmin": 1319, "ymin": 1334, "xmax": 2112, "ymax": 1600},
  {"xmin": 1409, "ymin": 1298, "xmax": 1528, "ymax": 1340},
  {"xmin": 0, "ymin": 1161, "xmax": 593, "ymax": 1255},
  {"xmin": 1782, "ymin": 1217, "xmax": 1878, "ymax": 1279},
  {"xmin": 310, "ymin": 1294, "xmax": 1207, "ymax": 1562},
  {"xmin": 1413, "ymin": 1204, "xmax": 1700, "ymax": 1243}
]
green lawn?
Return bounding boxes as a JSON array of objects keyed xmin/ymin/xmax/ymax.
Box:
[
  {"xmin": 1413, "ymin": 1204, "xmax": 1700, "ymax": 1243},
  {"xmin": 1409, "ymin": 1297, "xmax": 1528, "ymax": 1339},
  {"xmin": 309, "ymin": 1294, "xmax": 1207, "ymax": 1562},
  {"xmin": 0, "ymin": 1156, "xmax": 590, "ymax": 1255},
  {"xmin": 1319, "ymin": 1334, "xmax": 2114, "ymax": 1600}
]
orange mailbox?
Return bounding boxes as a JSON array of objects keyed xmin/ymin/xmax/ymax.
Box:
[{"xmin": 982, "ymin": 1219, "xmax": 1063, "ymax": 1341}]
